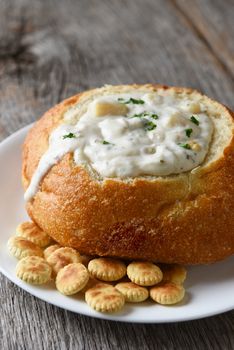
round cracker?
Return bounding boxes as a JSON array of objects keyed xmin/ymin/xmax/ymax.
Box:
[
  {"xmin": 85, "ymin": 283, "xmax": 125, "ymax": 313},
  {"xmin": 7, "ymin": 236, "xmax": 43, "ymax": 260},
  {"xmin": 44, "ymin": 244, "xmax": 61, "ymax": 260},
  {"xmin": 161, "ymin": 264, "xmax": 187, "ymax": 284},
  {"xmin": 16, "ymin": 221, "xmax": 52, "ymax": 247},
  {"xmin": 46, "ymin": 247, "xmax": 81, "ymax": 275},
  {"xmin": 115, "ymin": 282, "xmax": 149, "ymax": 302},
  {"xmin": 56, "ymin": 263, "xmax": 89, "ymax": 295},
  {"xmin": 88, "ymin": 258, "xmax": 126, "ymax": 281},
  {"xmin": 150, "ymin": 282, "xmax": 185, "ymax": 305},
  {"xmin": 127, "ymin": 261, "xmax": 163, "ymax": 286},
  {"xmin": 16, "ymin": 256, "xmax": 52, "ymax": 284}
]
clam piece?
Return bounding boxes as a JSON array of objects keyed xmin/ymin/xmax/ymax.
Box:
[
  {"xmin": 181, "ymin": 101, "xmax": 201, "ymax": 114},
  {"xmin": 95, "ymin": 102, "xmax": 129, "ymax": 117},
  {"xmin": 182, "ymin": 102, "xmax": 201, "ymax": 114},
  {"xmin": 188, "ymin": 102, "xmax": 201, "ymax": 113},
  {"xmin": 189, "ymin": 141, "xmax": 201, "ymax": 151},
  {"xmin": 166, "ymin": 112, "xmax": 186, "ymax": 127}
]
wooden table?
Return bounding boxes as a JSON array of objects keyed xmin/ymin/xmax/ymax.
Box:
[{"xmin": 0, "ymin": 0, "xmax": 233, "ymax": 348}]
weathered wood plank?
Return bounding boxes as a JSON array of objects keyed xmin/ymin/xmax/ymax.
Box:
[
  {"xmin": 1, "ymin": 278, "xmax": 234, "ymax": 350},
  {"xmin": 0, "ymin": 0, "xmax": 234, "ymax": 349},
  {"xmin": 173, "ymin": 0, "xmax": 234, "ymax": 76}
]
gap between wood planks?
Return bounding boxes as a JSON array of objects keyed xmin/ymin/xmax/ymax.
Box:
[{"xmin": 170, "ymin": 0, "xmax": 234, "ymax": 85}]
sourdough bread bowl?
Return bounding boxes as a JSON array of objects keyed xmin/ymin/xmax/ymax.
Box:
[{"xmin": 22, "ymin": 84, "xmax": 234, "ymax": 264}]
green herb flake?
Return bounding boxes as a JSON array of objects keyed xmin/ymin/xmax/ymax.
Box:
[
  {"xmin": 131, "ymin": 112, "xmax": 148, "ymax": 118},
  {"xmin": 131, "ymin": 112, "xmax": 159, "ymax": 119},
  {"xmin": 151, "ymin": 114, "xmax": 159, "ymax": 120},
  {"xmin": 179, "ymin": 143, "xmax": 191, "ymax": 150},
  {"xmin": 144, "ymin": 120, "xmax": 157, "ymax": 131},
  {"xmin": 63, "ymin": 133, "xmax": 76, "ymax": 139},
  {"xmin": 190, "ymin": 116, "xmax": 199, "ymax": 125},
  {"xmin": 118, "ymin": 97, "xmax": 145, "ymax": 105},
  {"xmin": 185, "ymin": 128, "xmax": 193, "ymax": 137},
  {"xmin": 131, "ymin": 112, "xmax": 145, "ymax": 118},
  {"xmin": 102, "ymin": 140, "xmax": 111, "ymax": 145}
]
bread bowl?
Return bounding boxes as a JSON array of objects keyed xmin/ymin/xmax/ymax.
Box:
[{"xmin": 22, "ymin": 84, "xmax": 234, "ymax": 264}]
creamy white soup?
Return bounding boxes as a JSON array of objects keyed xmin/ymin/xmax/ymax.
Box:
[{"xmin": 24, "ymin": 92, "xmax": 213, "ymax": 201}]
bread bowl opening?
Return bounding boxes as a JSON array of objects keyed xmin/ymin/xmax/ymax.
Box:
[{"xmin": 24, "ymin": 85, "xmax": 233, "ymax": 201}]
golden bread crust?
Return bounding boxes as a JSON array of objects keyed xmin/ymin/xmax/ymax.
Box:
[{"xmin": 22, "ymin": 85, "xmax": 234, "ymax": 264}]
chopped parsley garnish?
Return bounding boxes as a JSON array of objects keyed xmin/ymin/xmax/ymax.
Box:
[
  {"xmin": 63, "ymin": 133, "xmax": 76, "ymax": 139},
  {"xmin": 102, "ymin": 140, "xmax": 111, "ymax": 145},
  {"xmin": 185, "ymin": 128, "xmax": 193, "ymax": 137},
  {"xmin": 190, "ymin": 116, "xmax": 199, "ymax": 125},
  {"xmin": 179, "ymin": 143, "xmax": 191, "ymax": 150},
  {"xmin": 131, "ymin": 112, "xmax": 159, "ymax": 119},
  {"xmin": 131, "ymin": 112, "xmax": 146, "ymax": 118},
  {"xmin": 118, "ymin": 97, "xmax": 145, "ymax": 105},
  {"xmin": 151, "ymin": 114, "xmax": 159, "ymax": 120},
  {"xmin": 144, "ymin": 120, "xmax": 157, "ymax": 131}
]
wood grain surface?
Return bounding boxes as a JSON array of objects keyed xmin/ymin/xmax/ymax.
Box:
[{"xmin": 0, "ymin": 0, "xmax": 234, "ymax": 349}]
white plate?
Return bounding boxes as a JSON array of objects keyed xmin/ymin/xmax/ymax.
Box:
[{"xmin": 0, "ymin": 125, "xmax": 234, "ymax": 323}]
